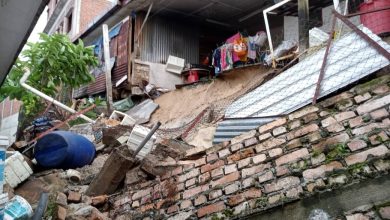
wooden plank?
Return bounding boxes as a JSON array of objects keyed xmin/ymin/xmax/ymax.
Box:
[{"xmin": 103, "ymin": 24, "xmax": 114, "ymax": 114}]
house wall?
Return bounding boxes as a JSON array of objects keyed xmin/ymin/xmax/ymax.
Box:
[
  {"xmin": 79, "ymin": 0, "xmax": 114, "ymax": 35},
  {"xmin": 112, "ymin": 74, "xmax": 390, "ymax": 219},
  {"xmin": 139, "ymin": 15, "xmax": 200, "ymax": 64},
  {"xmin": 0, "ymin": 98, "xmax": 22, "ymax": 143}
]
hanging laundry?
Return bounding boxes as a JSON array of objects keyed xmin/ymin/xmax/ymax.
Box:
[{"xmin": 212, "ymin": 48, "xmax": 222, "ymax": 74}]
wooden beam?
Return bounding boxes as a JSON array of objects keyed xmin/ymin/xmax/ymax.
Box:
[
  {"xmin": 298, "ymin": 0, "xmax": 310, "ymax": 53},
  {"xmin": 102, "ymin": 24, "xmax": 114, "ymax": 114}
]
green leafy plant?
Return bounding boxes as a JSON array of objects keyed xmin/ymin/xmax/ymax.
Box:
[
  {"xmin": 325, "ymin": 143, "xmax": 349, "ymax": 163},
  {"xmin": 0, "ymin": 33, "xmax": 98, "ymax": 116}
]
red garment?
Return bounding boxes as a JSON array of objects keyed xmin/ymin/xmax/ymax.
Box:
[{"xmin": 226, "ymin": 33, "xmax": 241, "ymax": 62}]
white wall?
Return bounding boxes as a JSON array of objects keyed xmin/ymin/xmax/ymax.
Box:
[{"xmin": 0, "ymin": 113, "xmax": 19, "ymax": 143}]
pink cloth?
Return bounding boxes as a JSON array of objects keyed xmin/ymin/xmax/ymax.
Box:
[{"xmin": 226, "ymin": 33, "xmax": 241, "ymax": 62}]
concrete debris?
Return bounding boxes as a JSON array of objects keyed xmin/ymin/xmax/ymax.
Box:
[
  {"xmin": 86, "ymin": 146, "xmax": 136, "ymax": 196},
  {"xmin": 125, "ymin": 99, "xmax": 159, "ymax": 125}
]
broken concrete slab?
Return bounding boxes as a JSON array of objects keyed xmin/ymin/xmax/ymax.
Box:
[
  {"xmin": 125, "ymin": 99, "xmax": 159, "ymax": 124},
  {"xmin": 86, "ymin": 146, "xmax": 136, "ymax": 196}
]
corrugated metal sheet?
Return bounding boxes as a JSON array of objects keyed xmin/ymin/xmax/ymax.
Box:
[
  {"xmin": 117, "ymin": 20, "xmax": 129, "ymax": 66},
  {"xmin": 226, "ymin": 26, "xmax": 390, "ymax": 119},
  {"xmin": 214, "ymin": 26, "xmax": 390, "ymax": 143},
  {"xmin": 139, "ymin": 16, "xmax": 199, "ymax": 64},
  {"xmin": 213, "ymin": 117, "xmax": 280, "ymax": 144}
]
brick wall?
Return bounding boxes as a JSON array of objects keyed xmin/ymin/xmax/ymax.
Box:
[
  {"xmin": 79, "ymin": 0, "xmax": 113, "ymax": 35},
  {"xmin": 112, "ymin": 74, "xmax": 390, "ymax": 219},
  {"xmin": 0, "ymin": 98, "xmax": 22, "ymax": 143}
]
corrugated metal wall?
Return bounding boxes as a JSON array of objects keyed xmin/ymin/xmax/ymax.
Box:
[{"xmin": 139, "ymin": 16, "xmax": 199, "ymax": 64}]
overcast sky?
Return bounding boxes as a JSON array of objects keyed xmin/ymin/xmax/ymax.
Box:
[{"xmin": 26, "ymin": 6, "xmax": 48, "ymax": 44}]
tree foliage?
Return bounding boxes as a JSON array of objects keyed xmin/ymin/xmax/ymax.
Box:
[{"xmin": 0, "ymin": 33, "xmax": 98, "ymax": 116}]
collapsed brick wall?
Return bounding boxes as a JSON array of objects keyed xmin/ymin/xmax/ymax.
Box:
[{"xmin": 112, "ymin": 74, "xmax": 390, "ymax": 220}]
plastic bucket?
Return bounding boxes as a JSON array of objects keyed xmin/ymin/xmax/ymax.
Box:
[
  {"xmin": 4, "ymin": 196, "xmax": 32, "ymax": 220},
  {"xmin": 35, "ymin": 131, "xmax": 96, "ymax": 169},
  {"xmin": 359, "ymin": 0, "xmax": 390, "ymax": 35}
]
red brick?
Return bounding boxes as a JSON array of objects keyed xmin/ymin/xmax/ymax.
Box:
[
  {"xmin": 349, "ymin": 116, "xmax": 364, "ymax": 128},
  {"xmin": 307, "ymin": 132, "xmax": 322, "ymax": 142},
  {"xmin": 313, "ymin": 133, "xmax": 350, "ymax": 152},
  {"xmin": 231, "ymin": 130, "xmax": 256, "ymax": 145},
  {"xmin": 303, "ymin": 113, "xmax": 319, "ymax": 123},
  {"xmin": 289, "ymin": 106, "xmax": 319, "ymax": 120},
  {"xmin": 139, "ymin": 203, "xmax": 154, "ymax": 212},
  {"xmin": 354, "ymin": 93, "xmax": 371, "ymax": 104},
  {"xmin": 211, "ymin": 172, "xmax": 240, "ymax": 188},
  {"xmin": 237, "ymin": 158, "xmax": 251, "ymax": 169},
  {"xmin": 225, "ymin": 182, "xmax": 240, "ymax": 194},
  {"xmin": 171, "ymin": 166, "xmax": 183, "ymax": 176},
  {"xmin": 227, "ymin": 148, "xmax": 255, "ymax": 163},
  {"xmin": 68, "ymin": 191, "xmax": 81, "ymax": 203},
  {"xmin": 207, "ymin": 153, "xmax": 218, "ymax": 163},
  {"xmin": 356, "ymin": 94, "xmax": 390, "ymax": 115},
  {"xmin": 209, "ymin": 189, "xmax": 222, "ymax": 200},
  {"xmin": 285, "ymin": 186, "xmax": 303, "ymax": 199},
  {"xmin": 218, "ymin": 148, "xmax": 231, "ymax": 158},
  {"xmin": 211, "ymin": 167, "xmax": 223, "ymax": 178},
  {"xmin": 180, "ymin": 200, "xmax": 192, "ymax": 210},
  {"xmin": 321, "ymin": 117, "xmax": 337, "ymax": 127},
  {"xmin": 183, "ymin": 185, "xmax": 209, "ymax": 199},
  {"xmin": 242, "ymin": 163, "xmax": 271, "ymax": 178},
  {"xmin": 185, "ymin": 178, "xmax": 196, "ymax": 188},
  {"xmin": 57, "ymin": 206, "xmax": 66, "ymax": 220},
  {"xmin": 242, "ymin": 177, "xmax": 255, "ymax": 188},
  {"xmin": 347, "ymin": 139, "xmax": 367, "ymax": 151},
  {"xmin": 197, "ymin": 201, "xmax": 226, "ymax": 217},
  {"xmin": 230, "ymin": 143, "xmax": 243, "ymax": 152},
  {"xmin": 273, "ymin": 126, "xmax": 287, "ymax": 136},
  {"xmin": 275, "ymin": 148, "xmax": 310, "ymax": 166},
  {"xmin": 352, "ymin": 122, "xmax": 389, "ymax": 135},
  {"xmin": 257, "ymin": 138, "xmax": 286, "ymax": 152},
  {"xmin": 194, "ymin": 195, "xmax": 207, "ymax": 206},
  {"xmin": 320, "ymin": 92, "xmax": 354, "ymax": 108},
  {"xmin": 194, "ymin": 158, "xmax": 206, "ymax": 167},
  {"xmin": 276, "ymin": 166, "xmax": 290, "ymax": 176},
  {"xmin": 201, "ymin": 160, "xmax": 224, "ymax": 173},
  {"xmin": 227, "ymin": 188, "xmax": 262, "ymax": 206},
  {"xmin": 263, "ymin": 176, "xmax": 300, "ymax": 193},
  {"xmin": 258, "ymin": 170, "xmax": 274, "ymax": 183},
  {"xmin": 224, "ymin": 164, "xmax": 237, "ymax": 174},
  {"xmin": 269, "ymin": 148, "xmax": 283, "ymax": 157},
  {"xmin": 302, "ymin": 161, "xmax": 343, "ymax": 181},
  {"xmin": 286, "ymin": 139, "xmax": 302, "ymax": 150},
  {"xmin": 259, "ymin": 118, "xmax": 287, "ymax": 133},
  {"xmin": 258, "ymin": 133, "xmax": 272, "ymax": 141},
  {"xmin": 336, "ymin": 99, "xmax": 353, "ymax": 110},
  {"xmin": 252, "ymin": 154, "xmax": 266, "ymax": 164},
  {"xmin": 244, "ymin": 137, "xmax": 258, "ymax": 147},
  {"xmin": 286, "ymin": 124, "xmax": 319, "ymax": 140},
  {"xmin": 198, "ymin": 172, "xmax": 211, "ymax": 184},
  {"xmin": 379, "ymin": 206, "xmax": 390, "ymax": 219},
  {"xmin": 334, "ymin": 111, "xmax": 356, "ymax": 122},
  {"xmin": 370, "ymin": 108, "xmax": 389, "ymax": 120},
  {"xmin": 167, "ymin": 204, "xmax": 179, "ymax": 214},
  {"xmin": 345, "ymin": 145, "xmax": 389, "ymax": 166},
  {"xmin": 289, "ymin": 120, "xmax": 301, "ymax": 130},
  {"xmin": 326, "ymin": 123, "xmax": 345, "ymax": 133},
  {"xmin": 177, "ymin": 168, "xmax": 199, "ymax": 182}
]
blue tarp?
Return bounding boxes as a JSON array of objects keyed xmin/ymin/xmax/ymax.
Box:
[{"xmin": 93, "ymin": 22, "xmax": 123, "ymax": 57}]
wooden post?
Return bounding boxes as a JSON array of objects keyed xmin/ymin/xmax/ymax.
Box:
[
  {"xmin": 102, "ymin": 24, "xmax": 114, "ymax": 114},
  {"xmin": 298, "ymin": 0, "xmax": 310, "ymax": 53}
]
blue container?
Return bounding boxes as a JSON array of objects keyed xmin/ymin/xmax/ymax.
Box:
[{"xmin": 35, "ymin": 131, "xmax": 96, "ymax": 169}]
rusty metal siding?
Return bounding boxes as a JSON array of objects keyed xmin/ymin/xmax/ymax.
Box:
[
  {"xmin": 139, "ymin": 16, "xmax": 199, "ymax": 64},
  {"xmin": 117, "ymin": 20, "xmax": 129, "ymax": 66}
]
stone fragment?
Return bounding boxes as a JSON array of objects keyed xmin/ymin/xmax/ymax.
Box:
[
  {"xmin": 345, "ymin": 213, "xmax": 369, "ymax": 220},
  {"xmin": 56, "ymin": 192, "xmax": 67, "ymax": 206},
  {"xmin": 269, "ymin": 148, "xmax": 283, "ymax": 157},
  {"xmin": 329, "ymin": 175, "xmax": 347, "ymax": 185},
  {"xmin": 268, "ymin": 194, "xmax": 282, "ymax": 204},
  {"xmin": 285, "ymin": 186, "xmax": 303, "ymax": 199},
  {"xmin": 374, "ymin": 160, "xmax": 390, "ymax": 171}
]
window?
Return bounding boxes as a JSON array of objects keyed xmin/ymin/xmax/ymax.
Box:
[{"xmin": 65, "ymin": 13, "xmax": 73, "ymax": 33}]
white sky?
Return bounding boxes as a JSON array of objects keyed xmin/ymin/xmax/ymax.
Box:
[{"xmin": 25, "ymin": 6, "xmax": 48, "ymax": 45}]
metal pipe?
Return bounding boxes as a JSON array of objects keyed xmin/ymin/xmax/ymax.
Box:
[
  {"xmin": 31, "ymin": 192, "xmax": 49, "ymax": 220},
  {"xmin": 134, "ymin": 121, "xmax": 161, "ymax": 157},
  {"xmin": 263, "ymin": 0, "xmax": 292, "ymax": 62},
  {"xmin": 19, "ymin": 71, "xmax": 95, "ymax": 123}
]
